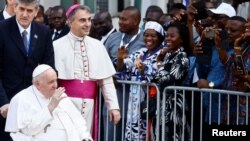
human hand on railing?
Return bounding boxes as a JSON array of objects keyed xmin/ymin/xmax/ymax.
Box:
[
  {"xmin": 197, "ymin": 79, "xmax": 209, "ymax": 88},
  {"xmin": 109, "ymin": 109, "xmax": 121, "ymax": 125},
  {"xmin": 117, "ymin": 46, "xmax": 128, "ymax": 60},
  {"xmin": 48, "ymin": 87, "xmax": 66, "ymax": 114}
]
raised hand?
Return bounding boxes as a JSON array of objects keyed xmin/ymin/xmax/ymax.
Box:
[
  {"xmin": 134, "ymin": 56, "xmax": 144, "ymax": 73},
  {"xmin": 48, "ymin": 87, "xmax": 66, "ymax": 113},
  {"xmin": 117, "ymin": 46, "xmax": 128, "ymax": 59}
]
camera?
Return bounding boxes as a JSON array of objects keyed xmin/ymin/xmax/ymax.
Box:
[{"xmin": 205, "ymin": 27, "xmax": 222, "ymax": 39}]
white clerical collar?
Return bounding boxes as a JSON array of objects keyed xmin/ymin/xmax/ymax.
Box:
[
  {"xmin": 3, "ymin": 6, "xmax": 11, "ymax": 19},
  {"xmin": 68, "ymin": 32, "xmax": 85, "ymax": 41},
  {"xmin": 101, "ymin": 27, "xmax": 115, "ymax": 43}
]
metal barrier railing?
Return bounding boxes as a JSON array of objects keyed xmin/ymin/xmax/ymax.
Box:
[
  {"xmin": 163, "ymin": 86, "xmax": 250, "ymax": 141},
  {"xmin": 98, "ymin": 81, "xmax": 250, "ymax": 141},
  {"xmin": 98, "ymin": 80, "xmax": 161, "ymax": 141}
]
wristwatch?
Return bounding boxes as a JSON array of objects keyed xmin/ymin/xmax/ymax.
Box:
[{"xmin": 209, "ymin": 81, "xmax": 214, "ymax": 88}]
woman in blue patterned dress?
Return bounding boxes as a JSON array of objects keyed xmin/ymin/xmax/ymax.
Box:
[{"xmin": 116, "ymin": 21, "xmax": 165, "ymax": 141}]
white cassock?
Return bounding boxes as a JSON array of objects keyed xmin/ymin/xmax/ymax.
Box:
[
  {"xmin": 53, "ymin": 32, "xmax": 120, "ymax": 133},
  {"xmin": 5, "ymin": 85, "xmax": 93, "ymax": 141}
]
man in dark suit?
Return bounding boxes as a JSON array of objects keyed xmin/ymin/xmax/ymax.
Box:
[
  {"xmin": 50, "ymin": 5, "xmax": 69, "ymax": 41},
  {"xmin": 0, "ymin": 0, "xmax": 16, "ymax": 21},
  {"xmin": 0, "ymin": 10, "xmax": 3, "ymax": 20},
  {"xmin": 0, "ymin": 0, "xmax": 54, "ymax": 140}
]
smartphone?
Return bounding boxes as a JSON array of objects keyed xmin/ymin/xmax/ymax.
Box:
[{"xmin": 234, "ymin": 55, "xmax": 247, "ymax": 75}]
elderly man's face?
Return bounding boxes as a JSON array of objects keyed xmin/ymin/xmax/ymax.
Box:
[
  {"xmin": 37, "ymin": 69, "xmax": 58, "ymax": 98},
  {"xmin": 69, "ymin": 9, "xmax": 91, "ymax": 37},
  {"xmin": 15, "ymin": 2, "xmax": 38, "ymax": 29}
]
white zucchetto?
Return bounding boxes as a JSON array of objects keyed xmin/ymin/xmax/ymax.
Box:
[{"xmin": 32, "ymin": 64, "xmax": 52, "ymax": 78}]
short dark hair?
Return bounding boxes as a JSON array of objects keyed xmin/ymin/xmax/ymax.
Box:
[
  {"xmin": 169, "ymin": 3, "xmax": 187, "ymax": 11},
  {"xmin": 165, "ymin": 22, "xmax": 191, "ymax": 56},
  {"xmin": 16, "ymin": 0, "xmax": 39, "ymax": 7},
  {"xmin": 94, "ymin": 11, "xmax": 112, "ymax": 22},
  {"xmin": 229, "ymin": 16, "xmax": 247, "ymax": 23},
  {"xmin": 123, "ymin": 6, "xmax": 141, "ymax": 20},
  {"xmin": 67, "ymin": 5, "xmax": 91, "ymax": 21},
  {"xmin": 145, "ymin": 5, "xmax": 163, "ymax": 17}
]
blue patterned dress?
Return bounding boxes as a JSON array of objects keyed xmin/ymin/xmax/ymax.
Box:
[{"xmin": 117, "ymin": 47, "xmax": 161, "ymax": 141}]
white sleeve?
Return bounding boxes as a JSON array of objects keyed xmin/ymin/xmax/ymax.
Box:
[
  {"xmin": 5, "ymin": 94, "xmax": 53, "ymax": 136},
  {"xmin": 98, "ymin": 77, "xmax": 120, "ymax": 110},
  {"xmin": 61, "ymin": 98, "xmax": 93, "ymax": 140}
]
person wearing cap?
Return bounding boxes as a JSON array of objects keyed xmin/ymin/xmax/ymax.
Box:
[
  {"xmin": 116, "ymin": 21, "xmax": 165, "ymax": 140},
  {"xmin": 5, "ymin": 64, "xmax": 93, "ymax": 141},
  {"xmin": 0, "ymin": 0, "xmax": 55, "ymax": 140},
  {"xmin": 53, "ymin": 5, "xmax": 120, "ymax": 141}
]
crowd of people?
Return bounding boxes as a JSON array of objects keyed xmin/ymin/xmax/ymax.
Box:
[{"xmin": 0, "ymin": 0, "xmax": 250, "ymax": 141}]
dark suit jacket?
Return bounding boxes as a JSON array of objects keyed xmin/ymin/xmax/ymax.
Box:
[
  {"xmin": 0, "ymin": 11, "xmax": 4, "ymax": 21},
  {"xmin": 0, "ymin": 16, "xmax": 55, "ymax": 107},
  {"xmin": 51, "ymin": 24, "xmax": 70, "ymax": 41}
]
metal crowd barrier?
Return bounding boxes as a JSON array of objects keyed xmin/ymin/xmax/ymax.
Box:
[
  {"xmin": 98, "ymin": 81, "xmax": 250, "ymax": 141},
  {"xmin": 162, "ymin": 86, "xmax": 250, "ymax": 141},
  {"xmin": 98, "ymin": 80, "xmax": 161, "ymax": 141}
]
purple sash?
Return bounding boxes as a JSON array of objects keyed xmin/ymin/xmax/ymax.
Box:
[
  {"xmin": 58, "ymin": 79, "xmax": 98, "ymax": 141},
  {"xmin": 58, "ymin": 79, "xmax": 97, "ymax": 98}
]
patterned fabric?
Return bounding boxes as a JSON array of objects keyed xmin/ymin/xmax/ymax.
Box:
[
  {"xmin": 160, "ymin": 90, "xmax": 191, "ymax": 141},
  {"xmin": 222, "ymin": 42, "xmax": 250, "ymax": 124},
  {"xmin": 118, "ymin": 47, "xmax": 161, "ymax": 141},
  {"xmin": 155, "ymin": 47, "xmax": 189, "ymax": 88},
  {"xmin": 154, "ymin": 47, "xmax": 190, "ymax": 141}
]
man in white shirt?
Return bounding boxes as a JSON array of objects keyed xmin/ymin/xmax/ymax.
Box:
[{"xmin": 5, "ymin": 64, "xmax": 93, "ymax": 141}]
